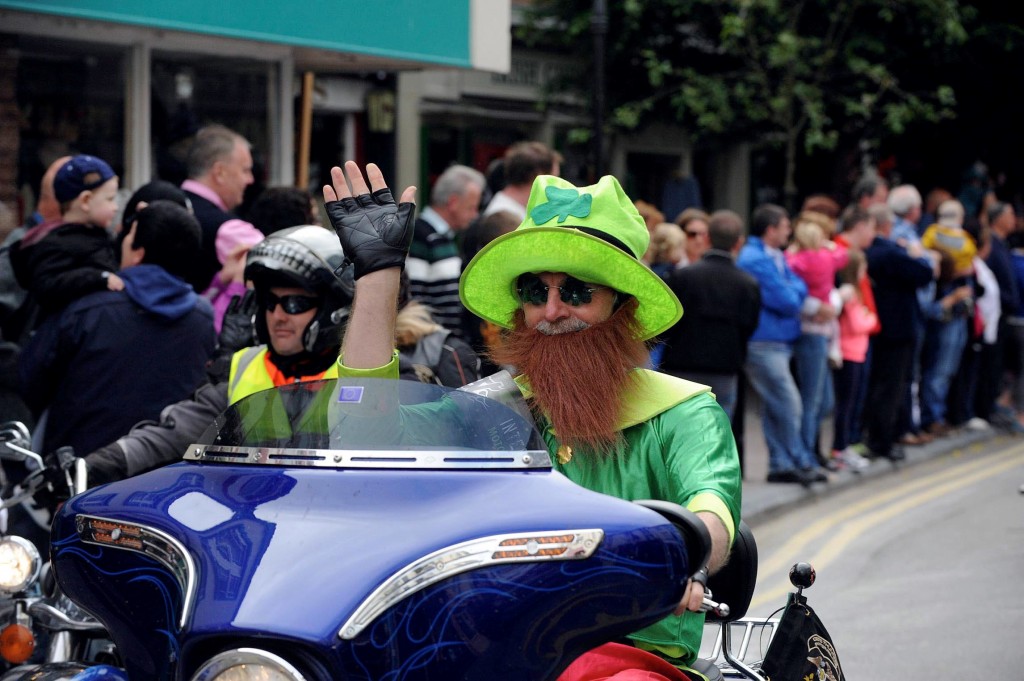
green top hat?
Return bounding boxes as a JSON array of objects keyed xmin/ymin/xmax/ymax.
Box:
[{"xmin": 460, "ymin": 174, "xmax": 682, "ymax": 340}]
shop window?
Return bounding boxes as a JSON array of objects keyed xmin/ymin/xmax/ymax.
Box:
[
  {"xmin": 10, "ymin": 36, "xmax": 125, "ymax": 223},
  {"xmin": 151, "ymin": 55, "xmax": 269, "ymax": 212}
]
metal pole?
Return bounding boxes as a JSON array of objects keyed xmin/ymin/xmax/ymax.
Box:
[{"xmin": 591, "ymin": 0, "xmax": 607, "ymax": 178}]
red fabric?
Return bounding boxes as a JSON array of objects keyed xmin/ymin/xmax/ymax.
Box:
[
  {"xmin": 973, "ymin": 304, "xmax": 985, "ymax": 339},
  {"xmin": 557, "ymin": 643, "xmax": 693, "ymax": 681}
]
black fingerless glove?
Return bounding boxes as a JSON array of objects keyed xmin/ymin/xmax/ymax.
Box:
[
  {"xmin": 324, "ymin": 188, "xmax": 415, "ymax": 279},
  {"xmin": 219, "ymin": 290, "xmax": 258, "ymax": 354},
  {"xmin": 206, "ymin": 291, "xmax": 258, "ymax": 384}
]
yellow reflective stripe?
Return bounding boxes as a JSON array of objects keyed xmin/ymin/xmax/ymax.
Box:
[
  {"xmin": 687, "ymin": 492, "xmax": 736, "ymax": 545},
  {"xmin": 228, "ymin": 347, "xmax": 274, "ymax": 405}
]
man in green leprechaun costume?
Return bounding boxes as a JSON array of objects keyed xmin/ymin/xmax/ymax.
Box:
[{"xmin": 323, "ymin": 161, "xmax": 741, "ymax": 679}]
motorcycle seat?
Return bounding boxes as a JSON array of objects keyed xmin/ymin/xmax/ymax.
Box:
[{"xmin": 705, "ymin": 520, "xmax": 758, "ymax": 623}]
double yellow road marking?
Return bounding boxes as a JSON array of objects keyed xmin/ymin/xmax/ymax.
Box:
[{"xmin": 748, "ymin": 441, "xmax": 1024, "ymax": 610}]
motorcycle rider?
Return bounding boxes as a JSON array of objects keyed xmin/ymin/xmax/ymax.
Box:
[
  {"xmin": 83, "ymin": 225, "xmax": 353, "ymax": 484},
  {"xmin": 84, "ymin": 224, "xmax": 481, "ymax": 483},
  {"xmin": 322, "ymin": 161, "xmax": 741, "ymax": 680}
]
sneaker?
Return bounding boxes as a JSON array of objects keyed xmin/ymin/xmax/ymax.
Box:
[
  {"xmin": 848, "ymin": 442, "xmax": 870, "ymax": 457},
  {"xmin": 836, "ymin": 447, "xmax": 871, "ymax": 472},
  {"xmin": 766, "ymin": 470, "xmax": 809, "ymax": 485},
  {"xmin": 800, "ymin": 467, "xmax": 830, "ymax": 483},
  {"xmin": 879, "ymin": 445, "xmax": 907, "ymax": 462},
  {"xmin": 823, "ymin": 457, "xmax": 844, "ymax": 472},
  {"xmin": 966, "ymin": 417, "xmax": 991, "ymax": 431},
  {"xmin": 898, "ymin": 432, "xmax": 923, "ymax": 446}
]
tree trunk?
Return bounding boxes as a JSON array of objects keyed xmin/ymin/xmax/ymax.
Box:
[{"xmin": 783, "ymin": 130, "xmax": 799, "ymax": 215}]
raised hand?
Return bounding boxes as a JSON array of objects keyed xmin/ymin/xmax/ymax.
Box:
[{"xmin": 323, "ymin": 161, "xmax": 416, "ymax": 279}]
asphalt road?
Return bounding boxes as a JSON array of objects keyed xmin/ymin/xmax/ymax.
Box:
[{"xmin": 739, "ymin": 436, "xmax": 1024, "ymax": 678}]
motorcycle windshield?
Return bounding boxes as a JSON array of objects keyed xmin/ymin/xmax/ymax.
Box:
[{"xmin": 193, "ymin": 373, "xmax": 549, "ymax": 465}]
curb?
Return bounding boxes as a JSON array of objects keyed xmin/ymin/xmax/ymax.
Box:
[{"xmin": 740, "ymin": 425, "xmax": 1005, "ymax": 523}]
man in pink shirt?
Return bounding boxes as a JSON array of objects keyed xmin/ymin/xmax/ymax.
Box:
[{"xmin": 180, "ymin": 124, "xmax": 263, "ymax": 292}]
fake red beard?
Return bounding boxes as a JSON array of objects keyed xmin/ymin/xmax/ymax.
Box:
[{"xmin": 488, "ymin": 299, "xmax": 649, "ymax": 455}]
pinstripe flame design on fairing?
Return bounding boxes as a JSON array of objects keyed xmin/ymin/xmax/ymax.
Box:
[
  {"xmin": 51, "ymin": 534, "xmax": 184, "ymax": 660},
  {"xmin": 350, "ymin": 547, "xmax": 671, "ymax": 681}
]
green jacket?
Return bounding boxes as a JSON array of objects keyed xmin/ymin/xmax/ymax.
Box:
[{"xmin": 522, "ymin": 369, "xmax": 741, "ymax": 663}]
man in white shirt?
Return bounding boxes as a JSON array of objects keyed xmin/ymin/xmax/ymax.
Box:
[{"xmin": 406, "ymin": 164, "xmax": 485, "ymax": 333}]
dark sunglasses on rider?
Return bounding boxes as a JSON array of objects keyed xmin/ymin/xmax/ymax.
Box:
[
  {"xmin": 515, "ymin": 273, "xmax": 606, "ymax": 307},
  {"xmin": 262, "ymin": 292, "xmax": 319, "ymax": 314}
]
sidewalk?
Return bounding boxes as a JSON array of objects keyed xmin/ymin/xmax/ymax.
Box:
[{"xmin": 736, "ymin": 387, "xmax": 1002, "ymax": 523}]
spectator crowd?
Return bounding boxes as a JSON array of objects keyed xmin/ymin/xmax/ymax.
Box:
[
  {"xmin": 2, "ymin": 124, "xmax": 1021, "ymax": 490},
  {"xmin": 654, "ymin": 168, "xmax": 1023, "ymax": 486}
]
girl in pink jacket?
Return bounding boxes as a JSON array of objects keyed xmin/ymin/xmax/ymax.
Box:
[{"xmin": 831, "ymin": 250, "xmax": 876, "ymax": 471}]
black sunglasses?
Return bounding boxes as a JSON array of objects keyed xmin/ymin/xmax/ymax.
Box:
[
  {"xmin": 515, "ymin": 274, "xmax": 606, "ymax": 307},
  {"xmin": 263, "ymin": 292, "xmax": 319, "ymax": 314}
]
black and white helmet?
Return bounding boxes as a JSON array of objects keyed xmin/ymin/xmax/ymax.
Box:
[{"xmin": 244, "ymin": 225, "xmax": 355, "ymax": 354}]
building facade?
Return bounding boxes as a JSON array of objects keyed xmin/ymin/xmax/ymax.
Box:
[
  {"xmin": 2, "ymin": 1, "xmax": 751, "ymax": 231},
  {"xmin": 0, "ymin": 1, "xmax": 509, "ymax": 222}
]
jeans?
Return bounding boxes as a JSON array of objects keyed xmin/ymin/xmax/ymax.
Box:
[
  {"xmin": 745, "ymin": 341, "xmax": 817, "ymax": 473},
  {"xmin": 920, "ymin": 317, "xmax": 969, "ymax": 428},
  {"xmin": 793, "ymin": 333, "xmax": 831, "ymax": 459},
  {"xmin": 898, "ymin": 319, "xmax": 926, "ymax": 435},
  {"xmin": 947, "ymin": 331, "xmax": 979, "ymax": 425}
]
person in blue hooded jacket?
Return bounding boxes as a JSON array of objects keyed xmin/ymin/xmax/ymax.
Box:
[
  {"xmin": 737, "ymin": 204, "xmax": 829, "ymax": 486},
  {"xmin": 19, "ymin": 200, "xmax": 215, "ymax": 456}
]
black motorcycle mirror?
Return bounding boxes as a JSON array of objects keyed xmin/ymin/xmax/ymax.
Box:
[
  {"xmin": 632, "ymin": 499, "xmax": 712, "ymax": 578},
  {"xmin": 0, "ymin": 422, "xmax": 42, "ymax": 469}
]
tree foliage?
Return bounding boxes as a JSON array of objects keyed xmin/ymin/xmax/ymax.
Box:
[{"xmin": 522, "ymin": 0, "xmax": 970, "ymax": 201}]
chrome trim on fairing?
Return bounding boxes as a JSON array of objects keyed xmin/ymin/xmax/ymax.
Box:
[
  {"xmin": 191, "ymin": 647, "xmax": 307, "ymax": 681},
  {"xmin": 185, "ymin": 444, "xmax": 552, "ymax": 469},
  {"xmin": 75, "ymin": 514, "xmax": 197, "ymax": 629},
  {"xmin": 338, "ymin": 528, "xmax": 604, "ymax": 640}
]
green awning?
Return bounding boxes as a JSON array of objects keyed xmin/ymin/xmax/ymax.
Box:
[{"xmin": 1, "ymin": 0, "xmax": 507, "ymax": 69}]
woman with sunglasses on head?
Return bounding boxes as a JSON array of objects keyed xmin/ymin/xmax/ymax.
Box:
[{"xmin": 324, "ymin": 161, "xmax": 741, "ymax": 681}]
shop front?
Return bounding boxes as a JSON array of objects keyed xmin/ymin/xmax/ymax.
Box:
[{"xmin": 0, "ymin": 1, "xmax": 509, "ymax": 223}]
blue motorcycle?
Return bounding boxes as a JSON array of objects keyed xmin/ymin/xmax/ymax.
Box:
[{"xmin": 10, "ymin": 374, "xmax": 714, "ymax": 680}]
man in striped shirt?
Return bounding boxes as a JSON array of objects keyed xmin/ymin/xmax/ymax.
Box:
[{"xmin": 406, "ymin": 165, "xmax": 485, "ymax": 334}]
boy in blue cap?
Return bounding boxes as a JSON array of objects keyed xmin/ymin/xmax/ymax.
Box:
[{"xmin": 10, "ymin": 154, "xmax": 124, "ymax": 317}]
